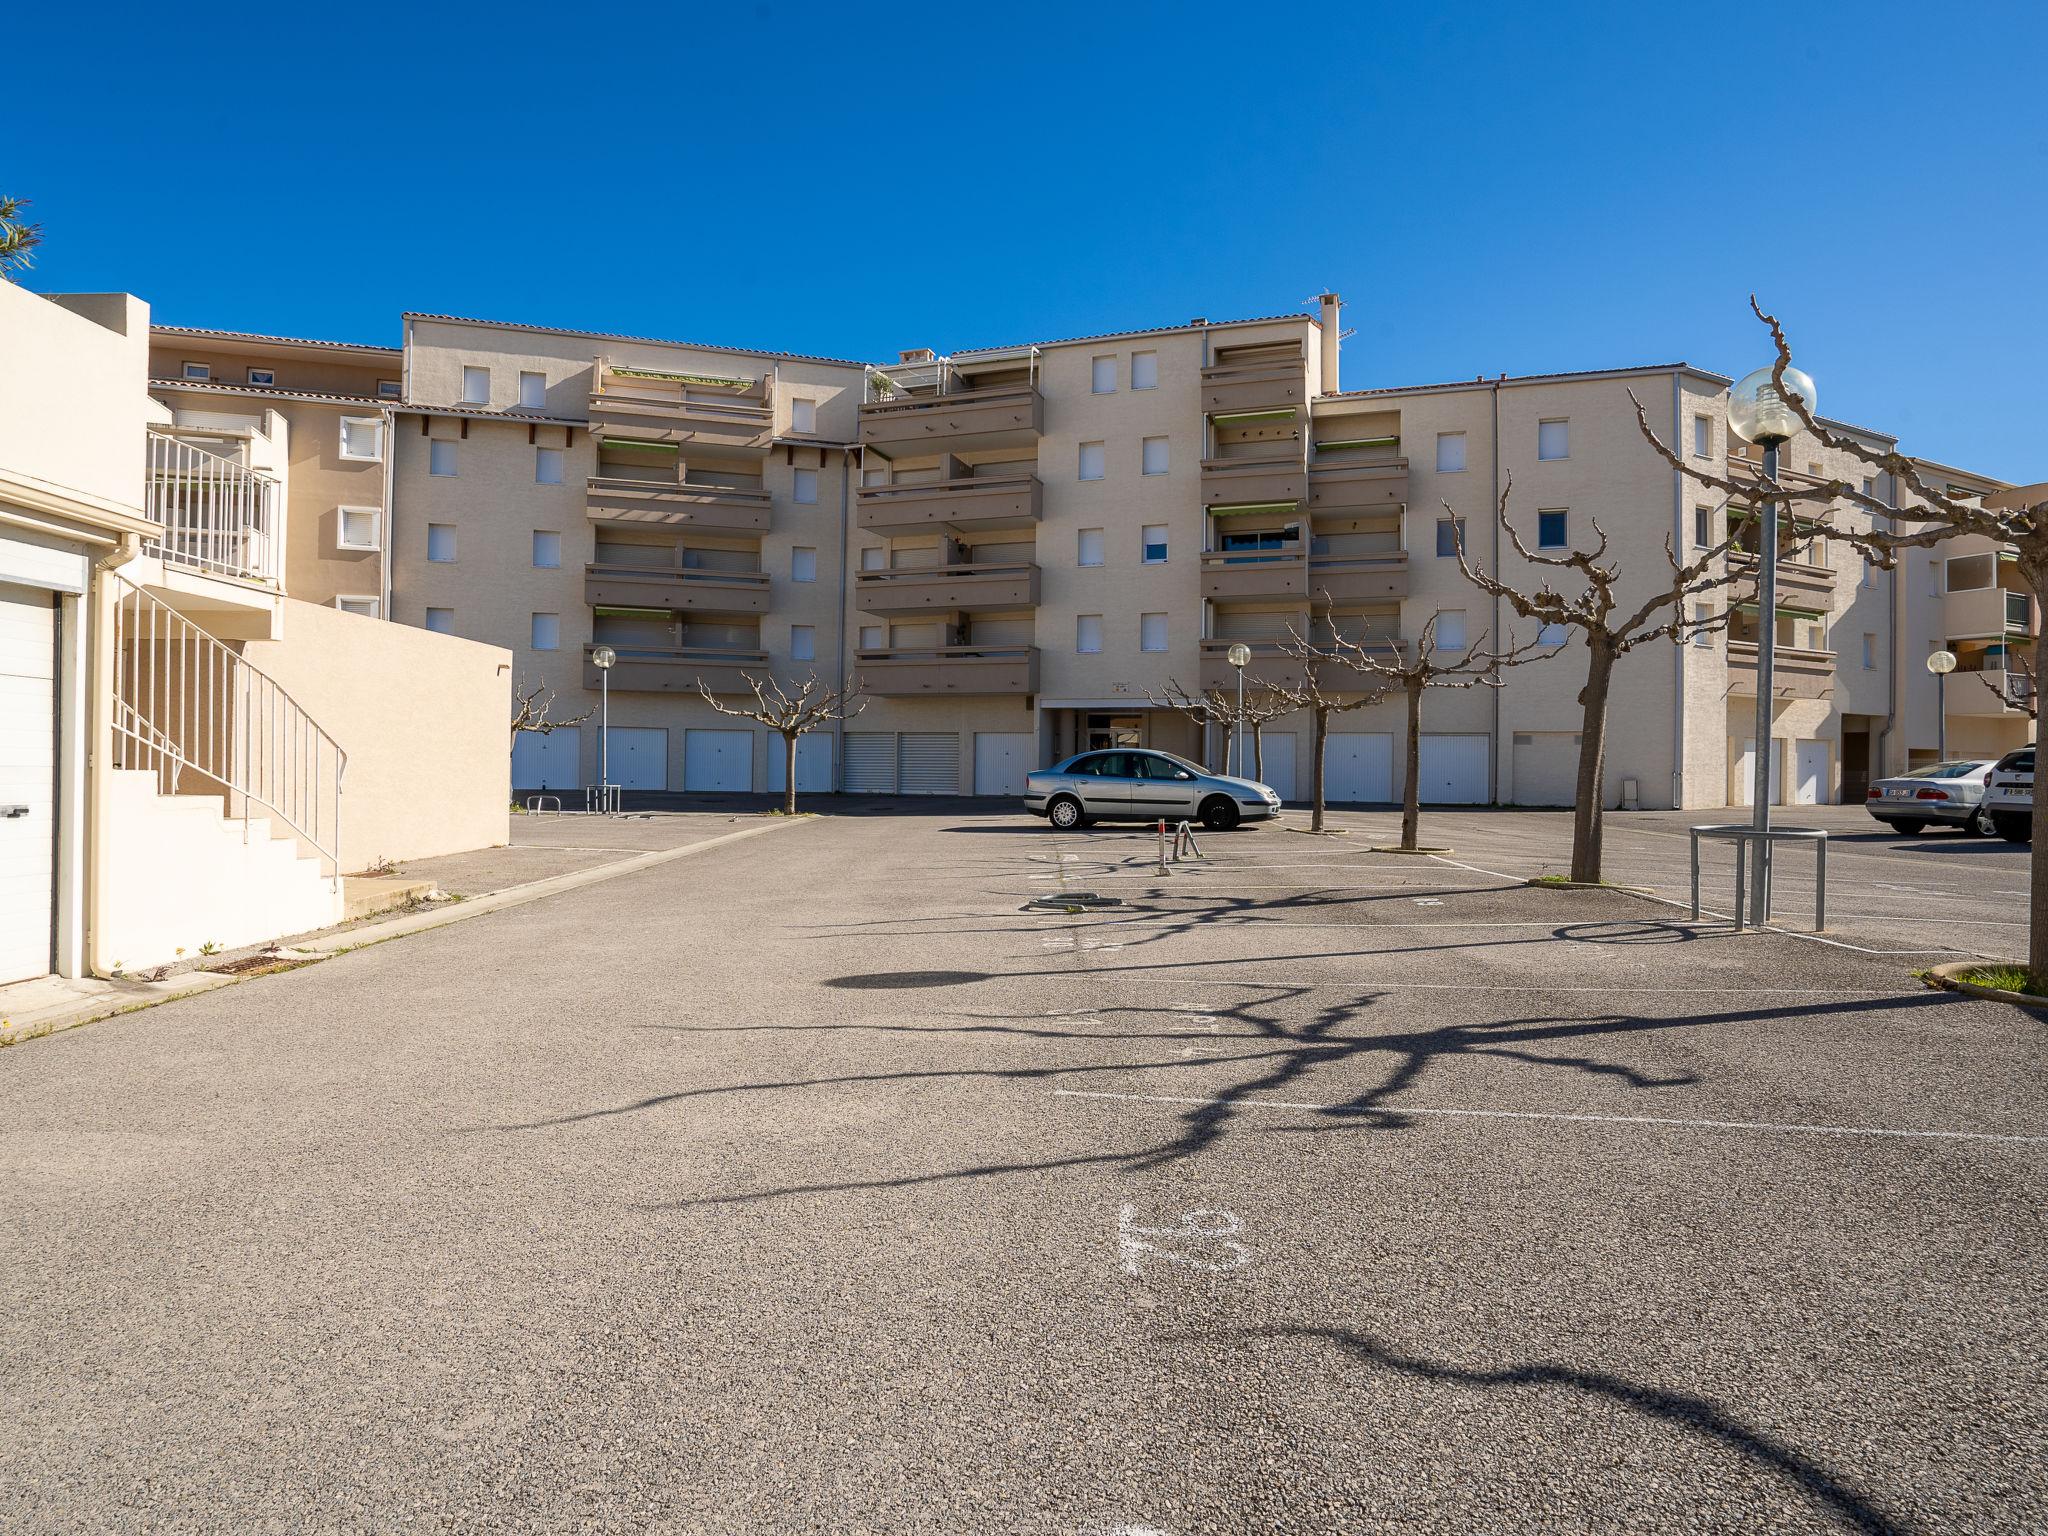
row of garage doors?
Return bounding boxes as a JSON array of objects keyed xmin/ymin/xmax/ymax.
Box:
[{"xmin": 511, "ymin": 725, "xmax": 831, "ymax": 794}]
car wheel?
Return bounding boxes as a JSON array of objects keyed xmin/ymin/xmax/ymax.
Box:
[
  {"xmin": 1047, "ymin": 795, "xmax": 1086, "ymax": 831},
  {"xmin": 1200, "ymin": 796, "xmax": 1241, "ymax": 832},
  {"xmin": 1969, "ymin": 807, "xmax": 1997, "ymax": 836},
  {"xmin": 1993, "ymin": 813, "xmax": 2031, "ymax": 843}
]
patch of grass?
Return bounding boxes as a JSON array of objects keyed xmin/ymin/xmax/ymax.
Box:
[
  {"xmin": 1529, "ymin": 874, "xmax": 1573, "ymax": 886},
  {"xmin": 1957, "ymin": 964, "xmax": 2040, "ymax": 995}
]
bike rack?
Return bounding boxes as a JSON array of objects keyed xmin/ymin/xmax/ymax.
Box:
[
  {"xmin": 1689, "ymin": 824, "xmax": 1827, "ymax": 932},
  {"xmin": 523, "ymin": 794, "xmax": 562, "ymax": 816},
  {"xmin": 586, "ymin": 783, "xmax": 621, "ymax": 816}
]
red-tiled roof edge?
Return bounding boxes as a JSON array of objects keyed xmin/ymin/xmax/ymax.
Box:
[
  {"xmin": 947, "ymin": 312, "xmax": 1316, "ymax": 358},
  {"xmin": 152, "ymin": 324, "xmax": 399, "ymax": 356},
  {"xmin": 402, "ymin": 313, "xmax": 870, "ymax": 370}
]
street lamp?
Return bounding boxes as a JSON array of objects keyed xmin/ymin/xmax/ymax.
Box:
[
  {"xmin": 591, "ymin": 645, "xmax": 616, "ymax": 802},
  {"xmin": 1928, "ymin": 649, "xmax": 1957, "ymax": 761},
  {"xmin": 1227, "ymin": 642, "xmax": 1252, "ymax": 778},
  {"xmin": 1727, "ymin": 363, "xmax": 1819, "ymax": 926}
]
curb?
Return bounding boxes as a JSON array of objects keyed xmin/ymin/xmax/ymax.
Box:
[
  {"xmin": 1371, "ymin": 845, "xmax": 1454, "ymax": 855},
  {"xmin": 1922, "ymin": 961, "xmax": 2048, "ymax": 1012}
]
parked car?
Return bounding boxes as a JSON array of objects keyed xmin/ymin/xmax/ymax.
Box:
[
  {"xmin": 1024, "ymin": 749, "xmax": 1281, "ymax": 830},
  {"xmin": 1985, "ymin": 745, "xmax": 2035, "ymax": 841},
  {"xmin": 1863, "ymin": 759, "xmax": 1999, "ymax": 835}
]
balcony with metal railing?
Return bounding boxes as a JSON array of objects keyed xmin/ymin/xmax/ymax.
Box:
[
  {"xmin": 143, "ymin": 428, "xmax": 281, "ymax": 585},
  {"xmin": 588, "ymin": 361, "xmax": 774, "ymax": 452},
  {"xmin": 854, "ymin": 561, "xmax": 1040, "ymax": 615},
  {"xmin": 854, "ymin": 644, "xmax": 1040, "ymax": 695},
  {"xmin": 584, "ymin": 563, "xmax": 771, "ymax": 615}
]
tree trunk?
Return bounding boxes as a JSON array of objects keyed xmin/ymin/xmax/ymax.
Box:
[
  {"xmin": 2029, "ymin": 572, "xmax": 2048, "ymax": 986},
  {"xmin": 1401, "ymin": 680, "xmax": 1423, "ymax": 851},
  {"xmin": 783, "ymin": 732, "xmax": 800, "ymax": 816},
  {"xmin": 1310, "ymin": 704, "xmax": 1328, "ymax": 833},
  {"xmin": 1568, "ymin": 639, "xmax": 1617, "ymax": 884}
]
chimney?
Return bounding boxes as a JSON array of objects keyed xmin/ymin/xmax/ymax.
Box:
[
  {"xmin": 899, "ymin": 347, "xmax": 935, "ymax": 365},
  {"xmin": 1318, "ymin": 292, "xmax": 1342, "ymax": 395}
]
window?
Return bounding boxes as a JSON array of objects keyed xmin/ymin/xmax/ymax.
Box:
[
  {"xmin": 519, "ymin": 371, "xmax": 546, "ymax": 409},
  {"xmin": 429, "ymin": 440, "xmax": 457, "ymax": 477},
  {"xmin": 860, "ymin": 546, "xmax": 885, "ymax": 571},
  {"xmin": 791, "ymin": 624, "xmax": 816, "ymax": 661},
  {"xmin": 791, "ymin": 397, "xmax": 818, "ymax": 434},
  {"xmin": 791, "ymin": 546, "xmax": 817, "ymax": 582},
  {"xmin": 461, "ymin": 366, "xmax": 490, "ymax": 405},
  {"xmin": 535, "ymin": 446, "xmax": 563, "ymax": 484},
  {"xmin": 1140, "ymin": 613, "xmax": 1167, "ymax": 653},
  {"xmin": 1076, "ymin": 614, "xmax": 1103, "ymax": 654},
  {"xmin": 532, "ymin": 530, "xmax": 561, "ymax": 569},
  {"xmin": 1434, "ymin": 610, "xmax": 1469, "ymax": 650},
  {"xmin": 1141, "ymin": 437, "xmax": 1169, "ymax": 476},
  {"xmin": 337, "ymin": 506, "xmax": 381, "ymax": 551},
  {"xmin": 1694, "ymin": 506, "xmax": 1711, "ymax": 548},
  {"xmin": 1862, "ymin": 633, "xmax": 1876, "ymax": 670},
  {"xmin": 425, "ymin": 608, "xmax": 455, "ymax": 635},
  {"xmin": 334, "ymin": 595, "xmax": 379, "ymax": 618},
  {"xmin": 247, "ymin": 367, "xmax": 276, "ymax": 387},
  {"xmin": 339, "ymin": 416, "xmax": 384, "ymax": 462},
  {"xmin": 1693, "ymin": 414, "xmax": 1711, "ymax": 457},
  {"xmin": 1692, "ymin": 605, "xmax": 1712, "ymax": 645},
  {"xmin": 1131, "ymin": 351, "xmax": 1159, "ymax": 390},
  {"xmin": 1538, "ymin": 419, "xmax": 1569, "ymax": 460},
  {"xmin": 181, "ymin": 361, "xmax": 211, "ymax": 381},
  {"xmin": 1436, "ymin": 432, "xmax": 1466, "ymax": 473},
  {"xmin": 859, "ymin": 625, "xmax": 884, "ymax": 650},
  {"xmin": 531, "ymin": 613, "xmax": 560, "ymax": 651},
  {"xmin": 1435, "ymin": 518, "xmax": 1465, "ymax": 558},
  {"xmin": 1142, "ymin": 524, "xmax": 1168, "ymax": 564},
  {"xmin": 1078, "ymin": 528, "xmax": 1105, "ymax": 567},
  {"xmin": 1091, "ymin": 356, "xmax": 1117, "ymax": 394},
  {"xmin": 427, "ymin": 523, "xmax": 457, "ymax": 562},
  {"xmin": 1861, "ymin": 554, "xmax": 1877, "ymax": 589},
  {"xmin": 1538, "ymin": 622, "xmax": 1568, "ymax": 646},
  {"xmin": 1079, "ymin": 441, "xmax": 1106, "ymax": 481},
  {"xmin": 793, "ymin": 467, "xmax": 819, "ymax": 505},
  {"xmin": 377, "ymin": 380, "xmax": 401, "ymax": 400},
  {"xmin": 1537, "ymin": 510, "xmax": 1568, "ymax": 549}
]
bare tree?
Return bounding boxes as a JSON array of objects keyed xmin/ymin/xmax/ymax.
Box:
[
  {"xmin": 1450, "ymin": 484, "xmax": 1756, "ymax": 882},
  {"xmin": 509, "ymin": 680, "xmax": 594, "ymax": 746},
  {"xmin": 0, "ymin": 196, "xmax": 41, "ymax": 281},
  {"xmin": 1146, "ymin": 677, "xmax": 1297, "ymax": 780},
  {"xmin": 1980, "ymin": 651, "xmax": 2036, "ymax": 720},
  {"xmin": 696, "ymin": 671, "xmax": 865, "ymax": 814},
  {"xmin": 1277, "ymin": 607, "xmax": 1390, "ymax": 832}
]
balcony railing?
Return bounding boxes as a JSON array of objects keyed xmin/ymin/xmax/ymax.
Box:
[
  {"xmin": 583, "ymin": 643, "xmax": 769, "ymax": 694},
  {"xmin": 1202, "ymin": 453, "xmax": 1307, "ymax": 510},
  {"xmin": 1943, "ymin": 585, "xmax": 2035, "ymax": 637},
  {"xmin": 588, "ymin": 363, "xmax": 773, "ymax": 450},
  {"xmin": 1201, "ymin": 544, "xmax": 1308, "ymax": 599},
  {"xmin": 585, "ymin": 564, "xmax": 771, "ymax": 615},
  {"xmin": 1727, "ymin": 640, "xmax": 1836, "ymax": 701},
  {"xmin": 1307, "ymin": 551, "xmax": 1410, "ymax": 601},
  {"xmin": 1202, "ymin": 347, "xmax": 1308, "ymax": 419},
  {"xmin": 859, "ymin": 383, "xmax": 1044, "ymax": 458},
  {"xmin": 585, "ymin": 476, "xmax": 772, "ymax": 534},
  {"xmin": 1307, "ymin": 458, "xmax": 1409, "ymax": 514},
  {"xmin": 854, "ymin": 645, "xmax": 1039, "ymax": 695},
  {"xmin": 854, "ymin": 562, "xmax": 1040, "ymax": 615},
  {"xmin": 144, "ymin": 428, "xmax": 281, "ymax": 584},
  {"xmin": 855, "ymin": 473, "xmax": 1043, "ymax": 537}
]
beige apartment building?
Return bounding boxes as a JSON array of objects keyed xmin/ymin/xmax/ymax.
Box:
[{"xmin": 132, "ymin": 296, "xmax": 2034, "ymax": 811}]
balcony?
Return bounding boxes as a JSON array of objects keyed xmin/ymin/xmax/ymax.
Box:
[
  {"xmin": 854, "ymin": 645, "xmax": 1039, "ymax": 695},
  {"xmin": 144, "ymin": 428, "xmax": 280, "ymax": 585},
  {"xmin": 856, "ymin": 473, "xmax": 1043, "ymax": 538},
  {"xmin": 1945, "ymin": 664, "xmax": 2035, "ymax": 717},
  {"xmin": 588, "ymin": 363, "xmax": 773, "ymax": 452},
  {"xmin": 584, "ymin": 564, "xmax": 770, "ymax": 616},
  {"xmin": 1729, "ymin": 552, "xmax": 1836, "ymax": 602},
  {"xmin": 1202, "ymin": 454, "xmax": 1307, "ymax": 511},
  {"xmin": 1308, "ymin": 459, "xmax": 1410, "ymax": 515},
  {"xmin": 1944, "ymin": 585, "xmax": 2035, "ymax": 638},
  {"xmin": 583, "ymin": 643, "xmax": 768, "ymax": 695},
  {"xmin": 859, "ymin": 382, "xmax": 1044, "ymax": 458},
  {"xmin": 1202, "ymin": 346, "xmax": 1307, "ymax": 419},
  {"xmin": 1202, "ymin": 544, "xmax": 1308, "ymax": 600},
  {"xmin": 855, "ymin": 562, "xmax": 1040, "ymax": 616},
  {"xmin": 585, "ymin": 476, "xmax": 771, "ymax": 535},
  {"xmin": 1308, "ymin": 552, "xmax": 1410, "ymax": 601},
  {"xmin": 1727, "ymin": 641, "xmax": 1835, "ymax": 701},
  {"xmin": 1198, "ymin": 636, "xmax": 1399, "ymax": 692}
]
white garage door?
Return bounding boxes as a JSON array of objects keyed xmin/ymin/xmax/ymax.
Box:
[
  {"xmin": 603, "ymin": 726, "xmax": 669, "ymax": 790},
  {"xmin": 1325, "ymin": 733, "xmax": 1393, "ymax": 804},
  {"xmin": 766, "ymin": 733, "xmax": 833, "ymax": 794},
  {"xmin": 898, "ymin": 732, "xmax": 960, "ymax": 795},
  {"xmin": 684, "ymin": 728, "xmax": 752, "ymax": 792},
  {"xmin": 1511, "ymin": 732, "xmax": 1582, "ymax": 807},
  {"xmin": 1419, "ymin": 734, "xmax": 1490, "ymax": 804},
  {"xmin": 1733, "ymin": 739, "xmax": 1785, "ymax": 806},
  {"xmin": 0, "ymin": 583, "xmax": 57, "ymax": 984},
  {"xmin": 843, "ymin": 732, "xmax": 895, "ymax": 793},
  {"xmin": 973, "ymin": 732, "xmax": 1034, "ymax": 797},
  {"xmin": 1256, "ymin": 732, "xmax": 1297, "ymax": 801},
  {"xmin": 1793, "ymin": 739, "xmax": 1828, "ymax": 805},
  {"xmin": 511, "ymin": 726, "xmax": 580, "ymax": 791}
]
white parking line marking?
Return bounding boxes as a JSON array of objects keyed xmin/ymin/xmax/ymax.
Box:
[{"xmin": 1055, "ymin": 1090, "xmax": 2048, "ymax": 1146}]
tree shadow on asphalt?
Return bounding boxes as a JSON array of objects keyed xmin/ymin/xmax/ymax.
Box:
[{"xmin": 1227, "ymin": 1326, "xmax": 1906, "ymax": 1536}]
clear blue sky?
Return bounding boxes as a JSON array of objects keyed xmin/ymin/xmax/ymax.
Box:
[{"xmin": 13, "ymin": 1, "xmax": 2045, "ymax": 479}]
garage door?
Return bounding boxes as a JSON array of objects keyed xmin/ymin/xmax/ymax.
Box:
[
  {"xmin": 973, "ymin": 732, "xmax": 1034, "ymax": 797},
  {"xmin": 511, "ymin": 725, "xmax": 580, "ymax": 791},
  {"xmin": 1419, "ymin": 734, "xmax": 1490, "ymax": 804},
  {"xmin": 1511, "ymin": 732, "xmax": 1581, "ymax": 807},
  {"xmin": 603, "ymin": 726, "xmax": 669, "ymax": 790},
  {"xmin": 1733, "ymin": 739, "xmax": 1784, "ymax": 806},
  {"xmin": 898, "ymin": 732, "xmax": 960, "ymax": 795},
  {"xmin": 844, "ymin": 732, "xmax": 895, "ymax": 793},
  {"xmin": 1256, "ymin": 732, "xmax": 1297, "ymax": 801},
  {"xmin": 684, "ymin": 728, "xmax": 752, "ymax": 792},
  {"xmin": 1793, "ymin": 740, "xmax": 1828, "ymax": 805},
  {"xmin": 766, "ymin": 733, "xmax": 832, "ymax": 794},
  {"xmin": 1325, "ymin": 733, "xmax": 1393, "ymax": 803},
  {"xmin": 0, "ymin": 584, "xmax": 57, "ymax": 984}
]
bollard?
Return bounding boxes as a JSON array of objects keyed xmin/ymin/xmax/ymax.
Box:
[{"xmin": 1157, "ymin": 818, "xmax": 1170, "ymax": 875}]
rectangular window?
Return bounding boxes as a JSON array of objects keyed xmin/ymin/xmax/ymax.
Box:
[
  {"xmin": 181, "ymin": 361, "xmax": 211, "ymax": 381},
  {"xmin": 1538, "ymin": 622, "xmax": 1567, "ymax": 646},
  {"xmin": 1693, "ymin": 414, "xmax": 1711, "ymax": 457},
  {"xmin": 425, "ymin": 608, "xmax": 455, "ymax": 635},
  {"xmin": 1140, "ymin": 613, "xmax": 1167, "ymax": 653},
  {"xmin": 1131, "ymin": 351, "xmax": 1158, "ymax": 390},
  {"xmin": 1861, "ymin": 632, "xmax": 1876, "ymax": 669},
  {"xmin": 377, "ymin": 380, "xmax": 401, "ymax": 400},
  {"xmin": 860, "ymin": 546, "xmax": 885, "ymax": 571},
  {"xmin": 339, "ymin": 416, "xmax": 383, "ymax": 462},
  {"xmin": 1079, "ymin": 441, "xmax": 1106, "ymax": 481},
  {"xmin": 1142, "ymin": 524, "xmax": 1168, "ymax": 564},
  {"xmin": 461, "ymin": 365, "xmax": 490, "ymax": 405},
  {"xmin": 335, "ymin": 595, "xmax": 379, "ymax": 618},
  {"xmin": 535, "ymin": 446, "xmax": 563, "ymax": 484},
  {"xmin": 1435, "ymin": 518, "xmax": 1465, "ymax": 558},
  {"xmin": 519, "ymin": 371, "xmax": 546, "ymax": 409},
  {"xmin": 1538, "ymin": 419, "xmax": 1569, "ymax": 460},
  {"xmin": 247, "ymin": 367, "xmax": 276, "ymax": 387},
  {"xmin": 793, "ymin": 467, "xmax": 819, "ymax": 505},
  {"xmin": 532, "ymin": 530, "xmax": 561, "ymax": 569},
  {"xmin": 427, "ymin": 523, "xmax": 457, "ymax": 562},
  {"xmin": 531, "ymin": 613, "xmax": 560, "ymax": 651},
  {"xmin": 1091, "ymin": 356, "xmax": 1118, "ymax": 394},
  {"xmin": 1693, "ymin": 605, "xmax": 1712, "ymax": 645},
  {"xmin": 1434, "ymin": 610, "xmax": 1469, "ymax": 650},
  {"xmin": 791, "ymin": 624, "xmax": 816, "ymax": 661},
  {"xmin": 1076, "ymin": 614, "xmax": 1103, "ymax": 654},
  {"xmin": 791, "ymin": 546, "xmax": 817, "ymax": 582},
  {"xmin": 1078, "ymin": 528, "xmax": 1105, "ymax": 567},
  {"xmin": 429, "ymin": 440, "xmax": 457, "ymax": 477},
  {"xmin": 1861, "ymin": 554, "xmax": 1877, "ymax": 588},
  {"xmin": 1694, "ymin": 506, "xmax": 1711, "ymax": 548},
  {"xmin": 1141, "ymin": 437, "xmax": 1169, "ymax": 476},
  {"xmin": 1436, "ymin": 432, "xmax": 1466, "ymax": 473},
  {"xmin": 1537, "ymin": 510, "xmax": 1568, "ymax": 549},
  {"xmin": 858, "ymin": 624, "xmax": 884, "ymax": 649},
  {"xmin": 338, "ymin": 506, "xmax": 380, "ymax": 551},
  {"xmin": 791, "ymin": 397, "xmax": 818, "ymax": 434}
]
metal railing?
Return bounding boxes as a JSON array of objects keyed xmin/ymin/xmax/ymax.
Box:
[
  {"xmin": 110, "ymin": 571, "xmax": 345, "ymax": 886},
  {"xmin": 144, "ymin": 428, "xmax": 281, "ymax": 584},
  {"xmin": 1689, "ymin": 825, "xmax": 1827, "ymax": 932}
]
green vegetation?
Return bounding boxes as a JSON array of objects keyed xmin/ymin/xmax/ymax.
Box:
[{"xmin": 1956, "ymin": 964, "xmax": 2041, "ymax": 995}]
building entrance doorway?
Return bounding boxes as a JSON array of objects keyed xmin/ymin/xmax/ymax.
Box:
[{"xmin": 1085, "ymin": 713, "xmax": 1144, "ymax": 751}]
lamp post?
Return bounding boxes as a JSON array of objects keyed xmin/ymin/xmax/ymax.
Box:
[
  {"xmin": 1227, "ymin": 642, "xmax": 1252, "ymax": 777},
  {"xmin": 592, "ymin": 645, "xmax": 616, "ymax": 803},
  {"xmin": 1928, "ymin": 649, "xmax": 1956, "ymax": 761},
  {"xmin": 1727, "ymin": 362, "xmax": 1819, "ymax": 926}
]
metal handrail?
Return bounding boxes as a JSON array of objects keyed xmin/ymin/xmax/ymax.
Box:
[
  {"xmin": 1689, "ymin": 824, "xmax": 1826, "ymax": 932},
  {"xmin": 853, "ymin": 561, "xmax": 1036, "ymax": 583},
  {"xmin": 144, "ymin": 428, "xmax": 281, "ymax": 584},
  {"xmin": 585, "ymin": 562, "xmax": 769, "ymax": 586}
]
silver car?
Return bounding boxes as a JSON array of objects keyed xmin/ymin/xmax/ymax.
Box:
[
  {"xmin": 1863, "ymin": 758, "xmax": 1998, "ymax": 835},
  {"xmin": 1024, "ymin": 749, "xmax": 1281, "ymax": 831}
]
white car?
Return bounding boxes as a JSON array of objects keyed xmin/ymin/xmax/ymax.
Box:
[{"xmin": 1985, "ymin": 746, "xmax": 2034, "ymax": 842}]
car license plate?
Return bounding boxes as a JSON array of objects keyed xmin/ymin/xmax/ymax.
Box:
[{"xmin": 1885, "ymin": 787, "xmax": 1911, "ymax": 798}]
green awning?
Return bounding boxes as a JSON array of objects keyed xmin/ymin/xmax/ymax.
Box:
[
  {"xmin": 1209, "ymin": 502, "xmax": 1303, "ymax": 517},
  {"xmin": 598, "ymin": 436, "xmax": 680, "ymax": 453},
  {"xmin": 1210, "ymin": 407, "xmax": 1299, "ymax": 425},
  {"xmin": 1732, "ymin": 601, "xmax": 1827, "ymax": 619},
  {"xmin": 1728, "ymin": 508, "xmax": 1828, "ymax": 533},
  {"xmin": 1315, "ymin": 435, "xmax": 1399, "ymax": 451}
]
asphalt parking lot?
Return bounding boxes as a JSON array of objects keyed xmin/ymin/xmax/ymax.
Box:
[{"xmin": 3, "ymin": 803, "xmax": 2042, "ymax": 1533}]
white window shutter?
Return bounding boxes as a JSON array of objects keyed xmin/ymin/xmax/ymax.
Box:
[
  {"xmin": 1091, "ymin": 356, "xmax": 1117, "ymax": 394},
  {"xmin": 1078, "ymin": 528, "xmax": 1105, "ymax": 567},
  {"xmin": 1435, "ymin": 611, "xmax": 1468, "ymax": 650},
  {"xmin": 1142, "ymin": 437, "xmax": 1169, "ymax": 475},
  {"xmin": 1140, "ymin": 613, "xmax": 1167, "ymax": 652},
  {"xmin": 1076, "ymin": 615, "xmax": 1103, "ymax": 654},
  {"xmin": 1079, "ymin": 442, "xmax": 1105, "ymax": 481},
  {"xmin": 462, "ymin": 366, "xmax": 490, "ymax": 405},
  {"xmin": 1131, "ymin": 352, "xmax": 1158, "ymax": 390},
  {"xmin": 1436, "ymin": 433, "xmax": 1466, "ymax": 473},
  {"xmin": 1538, "ymin": 420, "xmax": 1569, "ymax": 460},
  {"xmin": 520, "ymin": 371, "xmax": 546, "ymax": 409}
]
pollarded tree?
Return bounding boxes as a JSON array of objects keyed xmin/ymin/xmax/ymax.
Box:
[
  {"xmin": 697, "ymin": 671, "xmax": 865, "ymax": 815},
  {"xmin": 1451, "ymin": 483, "xmax": 1756, "ymax": 882},
  {"xmin": 1277, "ymin": 611, "xmax": 1390, "ymax": 833},
  {"xmin": 509, "ymin": 679, "xmax": 594, "ymax": 746},
  {"xmin": 1146, "ymin": 677, "xmax": 1299, "ymax": 781}
]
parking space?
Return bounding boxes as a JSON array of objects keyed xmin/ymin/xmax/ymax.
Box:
[{"xmin": 392, "ymin": 807, "xmax": 770, "ymax": 898}]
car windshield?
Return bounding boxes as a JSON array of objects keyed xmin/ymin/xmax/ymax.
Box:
[
  {"xmin": 1151, "ymin": 752, "xmax": 1208, "ymax": 776},
  {"xmin": 1905, "ymin": 761, "xmax": 1988, "ymax": 779}
]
